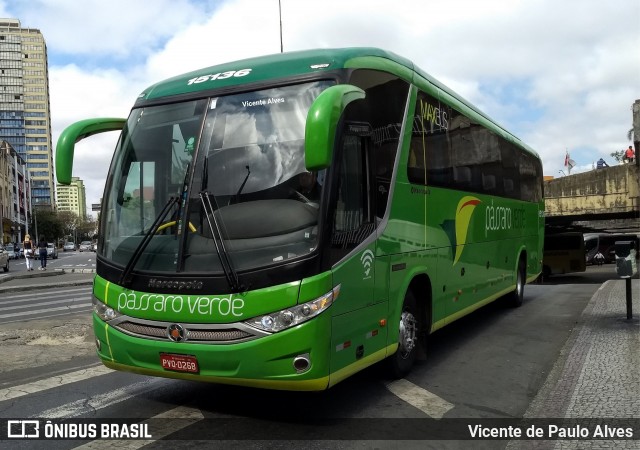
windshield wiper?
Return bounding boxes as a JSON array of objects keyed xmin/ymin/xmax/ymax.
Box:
[
  {"xmin": 235, "ymin": 165, "xmax": 250, "ymax": 203},
  {"xmin": 175, "ymin": 162, "xmax": 191, "ymax": 238},
  {"xmin": 199, "ymin": 191, "xmax": 243, "ymax": 292},
  {"xmin": 119, "ymin": 196, "xmax": 179, "ymax": 286}
]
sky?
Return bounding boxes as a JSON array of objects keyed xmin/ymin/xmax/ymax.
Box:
[{"xmin": 1, "ymin": 0, "xmax": 639, "ymax": 214}]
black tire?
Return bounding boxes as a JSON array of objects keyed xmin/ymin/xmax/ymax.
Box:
[
  {"xmin": 508, "ymin": 257, "xmax": 526, "ymax": 307},
  {"xmin": 386, "ymin": 292, "xmax": 419, "ymax": 378}
]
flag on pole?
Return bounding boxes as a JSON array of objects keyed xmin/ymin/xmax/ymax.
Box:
[{"xmin": 564, "ymin": 150, "xmax": 576, "ymax": 173}]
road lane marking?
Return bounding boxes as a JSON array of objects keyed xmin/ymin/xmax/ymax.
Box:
[
  {"xmin": 74, "ymin": 406, "xmax": 205, "ymax": 449},
  {"xmin": 0, "ymin": 365, "xmax": 113, "ymax": 402},
  {"xmin": 385, "ymin": 379, "xmax": 454, "ymax": 419}
]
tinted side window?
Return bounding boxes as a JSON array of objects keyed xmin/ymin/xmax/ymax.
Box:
[
  {"xmin": 348, "ymin": 70, "xmax": 409, "ymax": 218},
  {"xmin": 519, "ymin": 151, "xmax": 543, "ymax": 202},
  {"xmin": 409, "ymin": 90, "xmax": 541, "ymax": 202},
  {"xmin": 409, "ymin": 92, "xmax": 451, "ymax": 186}
]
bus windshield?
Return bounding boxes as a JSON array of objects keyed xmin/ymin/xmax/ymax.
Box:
[{"xmin": 101, "ymin": 80, "xmax": 332, "ymax": 277}]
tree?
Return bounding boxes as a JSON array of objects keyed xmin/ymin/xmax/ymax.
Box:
[
  {"xmin": 77, "ymin": 215, "xmax": 97, "ymax": 241},
  {"xmin": 32, "ymin": 209, "xmax": 63, "ymax": 242},
  {"xmin": 610, "ymin": 150, "xmax": 625, "ymax": 163},
  {"xmin": 58, "ymin": 210, "xmax": 80, "ymax": 242}
]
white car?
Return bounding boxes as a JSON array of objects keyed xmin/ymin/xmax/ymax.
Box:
[
  {"xmin": 79, "ymin": 241, "xmax": 92, "ymax": 252},
  {"xmin": 5, "ymin": 243, "xmax": 17, "ymax": 260},
  {"xmin": 47, "ymin": 243, "xmax": 59, "ymax": 259},
  {"xmin": 63, "ymin": 242, "xmax": 76, "ymax": 252}
]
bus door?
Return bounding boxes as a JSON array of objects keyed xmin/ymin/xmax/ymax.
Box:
[{"xmin": 328, "ymin": 131, "xmax": 387, "ymax": 376}]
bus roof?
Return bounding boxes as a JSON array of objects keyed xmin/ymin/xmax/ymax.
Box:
[
  {"xmin": 137, "ymin": 47, "xmax": 538, "ymax": 157},
  {"xmin": 138, "ymin": 48, "xmax": 411, "ymax": 101}
]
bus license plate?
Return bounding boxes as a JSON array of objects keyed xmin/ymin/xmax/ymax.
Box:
[{"xmin": 160, "ymin": 353, "xmax": 199, "ymax": 374}]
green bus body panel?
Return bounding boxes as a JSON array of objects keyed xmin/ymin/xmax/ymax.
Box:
[
  {"xmin": 94, "ymin": 312, "xmax": 333, "ymax": 391},
  {"xmin": 380, "ymin": 181, "xmax": 543, "ymax": 331},
  {"xmin": 304, "ymin": 84, "xmax": 365, "ymax": 170},
  {"xmin": 94, "ymin": 274, "xmax": 329, "ymax": 323},
  {"xmin": 55, "ymin": 118, "xmax": 125, "ymax": 184},
  {"xmin": 76, "ymin": 47, "xmax": 544, "ymax": 390}
]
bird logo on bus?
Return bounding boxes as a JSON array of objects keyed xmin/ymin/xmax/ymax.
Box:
[{"xmin": 441, "ymin": 195, "xmax": 481, "ymax": 265}]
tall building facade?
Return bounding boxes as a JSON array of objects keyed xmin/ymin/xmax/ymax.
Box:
[
  {"xmin": 56, "ymin": 176, "xmax": 86, "ymax": 219},
  {"xmin": 0, "ymin": 140, "xmax": 32, "ymax": 244},
  {"xmin": 0, "ymin": 18, "xmax": 54, "ymax": 210}
]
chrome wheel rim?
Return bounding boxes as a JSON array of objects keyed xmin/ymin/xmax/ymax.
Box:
[{"xmin": 398, "ymin": 310, "xmax": 417, "ymax": 359}]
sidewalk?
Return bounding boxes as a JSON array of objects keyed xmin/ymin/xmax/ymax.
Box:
[{"xmin": 512, "ymin": 277, "xmax": 640, "ymax": 449}]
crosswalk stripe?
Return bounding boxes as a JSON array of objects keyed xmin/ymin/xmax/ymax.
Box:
[
  {"xmin": 2, "ymin": 287, "xmax": 91, "ymax": 301},
  {"xmin": 0, "ymin": 297, "xmax": 90, "ymax": 312},
  {"xmin": 0, "ymin": 365, "xmax": 113, "ymax": 402},
  {"xmin": 38, "ymin": 378, "xmax": 167, "ymax": 418},
  {"xmin": 0, "ymin": 308, "xmax": 93, "ymax": 325},
  {"xmin": 385, "ymin": 378, "xmax": 454, "ymax": 419},
  {"xmin": 0, "ymin": 303, "xmax": 89, "ymax": 319}
]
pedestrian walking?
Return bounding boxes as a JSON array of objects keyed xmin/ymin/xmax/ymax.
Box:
[
  {"xmin": 594, "ymin": 251, "xmax": 605, "ymax": 266},
  {"xmin": 23, "ymin": 234, "xmax": 35, "ymax": 271},
  {"xmin": 37, "ymin": 237, "xmax": 47, "ymax": 270}
]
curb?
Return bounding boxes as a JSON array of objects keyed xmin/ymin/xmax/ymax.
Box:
[
  {"xmin": 0, "ymin": 269, "xmax": 95, "ymax": 294},
  {"xmin": 0, "ymin": 270, "xmax": 64, "ymax": 285},
  {"xmin": 0, "ymin": 268, "xmax": 96, "ymax": 285}
]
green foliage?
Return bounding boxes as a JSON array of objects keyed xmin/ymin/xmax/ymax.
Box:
[
  {"xmin": 32, "ymin": 209, "xmax": 63, "ymax": 241},
  {"xmin": 57, "ymin": 210, "xmax": 79, "ymax": 237},
  {"xmin": 30, "ymin": 209, "xmax": 97, "ymax": 243},
  {"xmin": 610, "ymin": 150, "xmax": 625, "ymax": 163}
]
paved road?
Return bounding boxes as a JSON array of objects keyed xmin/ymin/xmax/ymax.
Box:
[{"xmin": 0, "ymin": 265, "xmax": 637, "ymax": 449}]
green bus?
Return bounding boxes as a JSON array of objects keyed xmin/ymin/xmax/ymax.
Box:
[{"xmin": 56, "ymin": 48, "xmax": 544, "ymax": 390}]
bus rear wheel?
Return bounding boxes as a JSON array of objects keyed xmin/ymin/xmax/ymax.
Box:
[
  {"xmin": 386, "ymin": 292, "xmax": 418, "ymax": 378},
  {"xmin": 508, "ymin": 257, "xmax": 526, "ymax": 307}
]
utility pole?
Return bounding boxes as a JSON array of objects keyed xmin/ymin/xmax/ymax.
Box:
[
  {"xmin": 278, "ymin": 0, "xmax": 283, "ymax": 53},
  {"xmin": 633, "ymin": 99, "xmax": 640, "ymax": 165}
]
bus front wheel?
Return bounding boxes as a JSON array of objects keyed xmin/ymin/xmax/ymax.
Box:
[{"xmin": 386, "ymin": 292, "xmax": 419, "ymax": 378}]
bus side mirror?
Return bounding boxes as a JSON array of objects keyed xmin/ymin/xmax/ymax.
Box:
[
  {"xmin": 304, "ymin": 85, "xmax": 365, "ymax": 171},
  {"xmin": 56, "ymin": 118, "xmax": 126, "ymax": 185}
]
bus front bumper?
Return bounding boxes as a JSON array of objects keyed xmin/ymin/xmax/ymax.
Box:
[{"xmin": 93, "ymin": 313, "xmax": 331, "ymax": 391}]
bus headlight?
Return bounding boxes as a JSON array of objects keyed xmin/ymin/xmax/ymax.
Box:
[
  {"xmin": 92, "ymin": 296, "xmax": 121, "ymax": 322},
  {"xmin": 246, "ymin": 285, "xmax": 340, "ymax": 333}
]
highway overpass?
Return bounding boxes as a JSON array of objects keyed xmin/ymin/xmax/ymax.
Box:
[{"xmin": 544, "ymin": 163, "xmax": 639, "ymax": 233}]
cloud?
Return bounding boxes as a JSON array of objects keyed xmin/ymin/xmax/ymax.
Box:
[
  {"xmin": 49, "ymin": 64, "xmax": 142, "ymax": 211},
  {"xmin": 3, "ymin": 0, "xmax": 639, "ymax": 209},
  {"xmin": 3, "ymin": 0, "xmax": 211, "ymax": 62}
]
